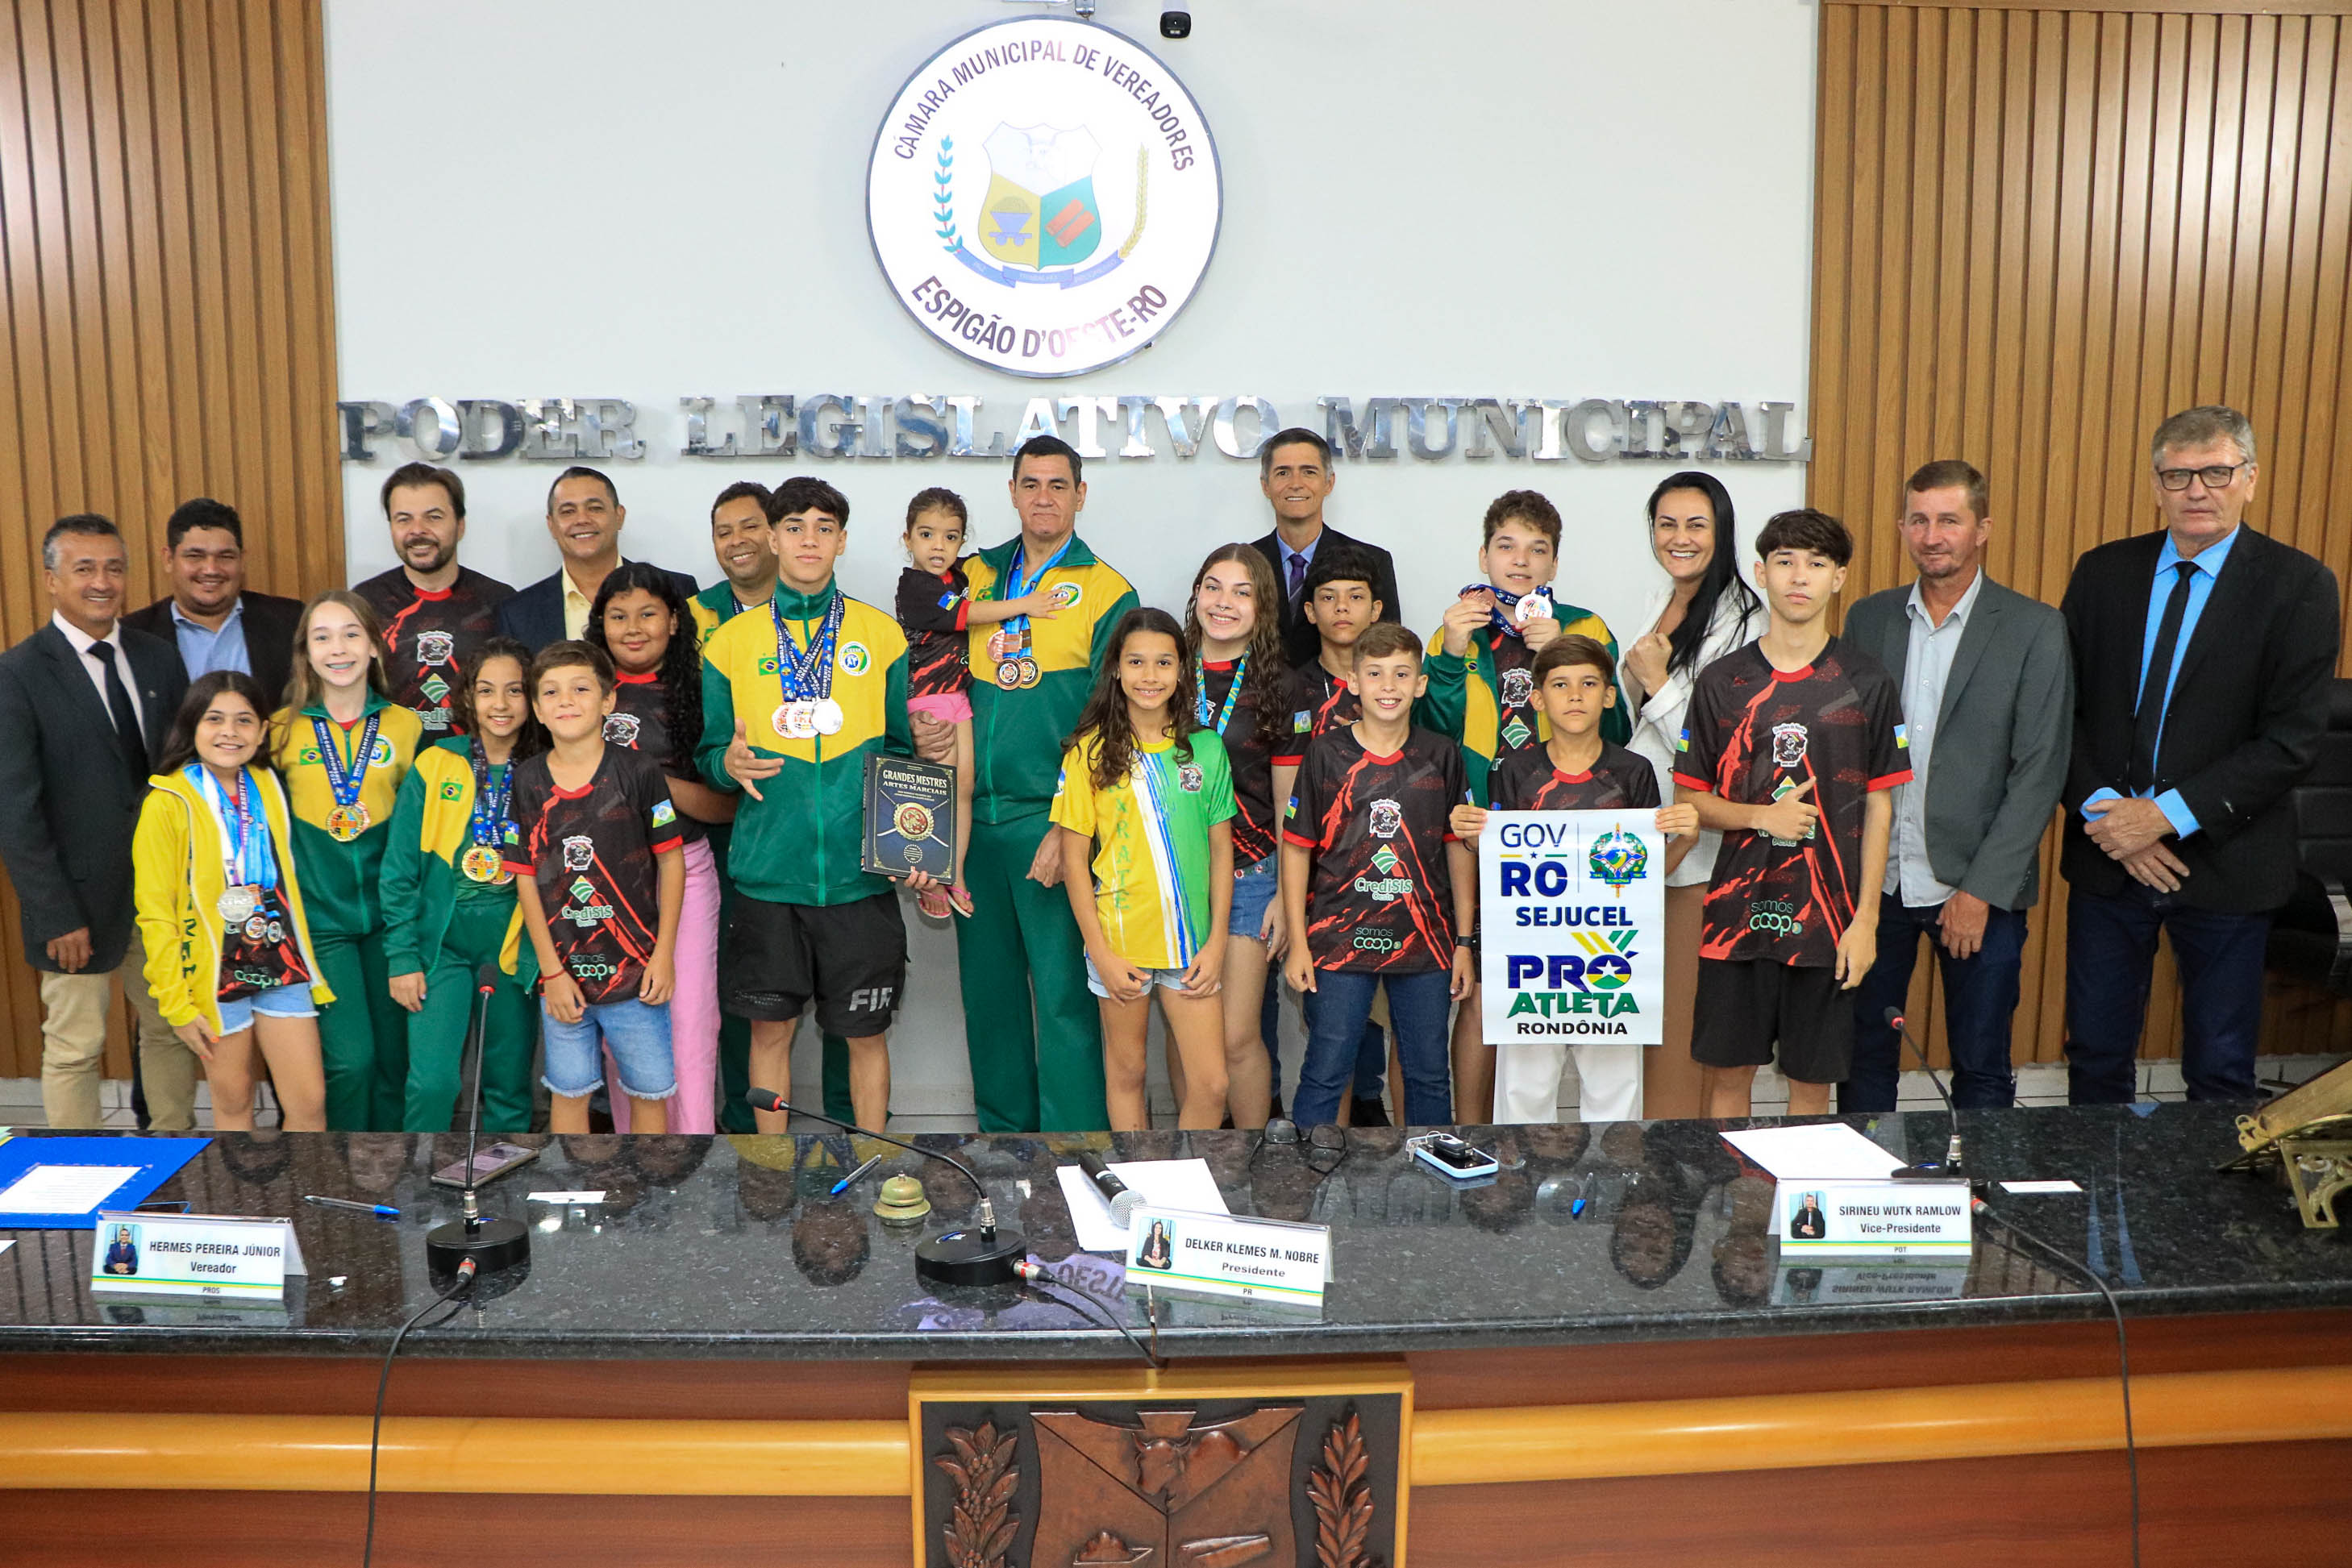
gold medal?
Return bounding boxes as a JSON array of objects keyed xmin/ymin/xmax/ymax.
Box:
[
  {"xmin": 1018, "ymin": 658, "xmax": 1041, "ymax": 688},
  {"xmin": 243, "ymin": 915, "xmax": 270, "ymax": 942},
  {"xmin": 994, "ymin": 659, "xmax": 1024, "ymax": 690},
  {"xmin": 460, "ymin": 845, "xmax": 509, "ymax": 884},
  {"xmin": 326, "ymin": 804, "xmax": 370, "ymax": 842}
]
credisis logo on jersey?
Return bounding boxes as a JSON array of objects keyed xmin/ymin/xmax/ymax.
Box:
[{"xmin": 868, "ymin": 18, "xmax": 1222, "ymax": 377}]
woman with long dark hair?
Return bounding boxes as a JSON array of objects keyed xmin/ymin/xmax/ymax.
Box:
[
  {"xmin": 589, "ymin": 563, "xmax": 731, "ymax": 1133},
  {"xmin": 135, "ymin": 671, "xmax": 331, "ymax": 1129},
  {"xmin": 1616, "ymin": 471, "xmax": 1762, "ymax": 1118}
]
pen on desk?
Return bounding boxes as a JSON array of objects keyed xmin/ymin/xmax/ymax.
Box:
[
  {"xmin": 302, "ymin": 1195, "xmax": 399, "ymax": 1220},
  {"xmin": 830, "ymin": 1155, "xmax": 885, "ymax": 1196}
]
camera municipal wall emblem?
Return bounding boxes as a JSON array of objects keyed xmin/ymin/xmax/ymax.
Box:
[{"xmin": 868, "ymin": 18, "xmax": 1222, "ymax": 378}]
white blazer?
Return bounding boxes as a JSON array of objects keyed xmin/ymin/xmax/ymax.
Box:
[{"xmin": 1617, "ymin": 583, "xmax": 1761, "ymax": 888}]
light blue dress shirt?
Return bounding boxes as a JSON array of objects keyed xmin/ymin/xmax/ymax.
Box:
[
  {"xmin": 2082, "ymin": 525, "xmax": 2241, "ymax": 838},
  {"xmin": 1887, "ymin": 569, "xmax": 1983, "ymax": 905},
  {"xmin": 170, "ymin": 597, "xmax": 252, "ymax": 680},
  {"xmin": 1277, "ymin": 531, "xmax": 1321, "ymax": 598}
]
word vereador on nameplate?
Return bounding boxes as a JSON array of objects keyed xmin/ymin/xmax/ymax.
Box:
[
  {"xmin": 1776, "ymin": 1181, "xmax": 1971, "ymax": 1258},
  {"xmin": 90, "ymin": 1209, "xmax": 306, "ymax": 1300},
  {"xmin": 1125, "ymin": 1204, "xmax": 1330, "ymax": 1308}
]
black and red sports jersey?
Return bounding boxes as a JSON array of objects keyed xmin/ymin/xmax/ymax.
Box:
[
  {"xmin": 1488, "ymin": 632, "xmax": 1543, "ymax": 759},
  {"xmin": 605, "ymin": 669, "xmax": 706, "ymax": 842},
  {"xmin": 502, "ymin": 746, "xmax": 683, "ymax": 1004},
  {"xmin": 1490, "ymin": 739, "xmax": 1661, "ymax": 813},
  {"xmin": 895, "ymin": 562, "xmax": 971, "ymax": 701},
  {"xmin": 1284, "ymin": 725, "xmax": 1467, "ymax": 973},
  {"xmin": 1671, "ymin": 638, "xmax": 1910, "ymax": 967},
  {"xmin": 215, "ymin": 888, "xmax": 312, "ymax": 1001},
  {"xmin": 1198, "ymin": 657, "xmax": 1284, "ymax": 868},
  {"xmin": 1273, "ymin": 660, "xmax": 1362, "ymax": 766},
  {"xmin": 354, "ymin": 566, "xmax": 514, "ymax": 738}
]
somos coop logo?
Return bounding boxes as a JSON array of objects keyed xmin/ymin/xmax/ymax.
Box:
[{"xmin": 868, "ymin": 18, "xmax": 1222, "ymax": 377}]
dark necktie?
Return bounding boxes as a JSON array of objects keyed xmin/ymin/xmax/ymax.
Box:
[
  {"xmin": 1288, "ymin": 551, "xmax": 1306, "ymax": 603},
  {"xmin": 86, "ymin": 639, "xmax": 148, "ymax": 778},
  {"xmin": 2127, "ymin": 562, "xmax": 2198, "ymax": 794}
]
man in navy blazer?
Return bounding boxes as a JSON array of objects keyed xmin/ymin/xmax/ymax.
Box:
[
  {"xmin": 0, "ymin": 516, "xmax": 195, "ymax": 1129},
  {"xmin": 2059, "ymin": 406, "xmax": 2340, "ymax": 1103},
  {"xmin": 494, "ymin": 466, "xmax": 697, "ymax": 650},
  {"xmin": 1247, "ymin": 427, "xmax": 1402, "ymax": 668}
]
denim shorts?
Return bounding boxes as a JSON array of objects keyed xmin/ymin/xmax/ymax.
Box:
[
  {"xmin": 1084, "ymin": 952, "xmax": 1202, "ymax": 1000},
  {"xmin": 216, "ymin": 982, "xmax": 316, "ymax": 1036},
  {"xmin": 542, "ymin": 996, "xmax": 676, "ymax": 1100},
  {"xmin": 1230, "ymin": 854, "xmax": 1279, "ymax": 943}
]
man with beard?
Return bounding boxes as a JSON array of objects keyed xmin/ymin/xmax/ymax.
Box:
[
  {"xmin": 121, "ymin": 497, "xmax": 303, "ymax": 709},
  {"xmin": 354, "ymin": 464, "xmax": 514, "ymax": 737}
]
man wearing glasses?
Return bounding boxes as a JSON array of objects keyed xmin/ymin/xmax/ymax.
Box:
[{"xmin": 2059, "ymin": 406, "xmax": 2339, "ymax": 1104}]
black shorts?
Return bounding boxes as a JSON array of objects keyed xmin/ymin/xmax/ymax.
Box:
[
  {"xmin": 723, "ymin": 891, "xmax": 908, "ymax": 1037},
  {"xmin": 1690, "ymin": 958, "xmax": 1854, "ymax": 1083}
]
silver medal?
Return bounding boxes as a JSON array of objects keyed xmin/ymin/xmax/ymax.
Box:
[
  {"xmin": 811, "ymin": 698, "xmax": 844, "ymax": 736},
  {"xmin": 217, "ymin": 885, "xmax": 260, "ymax": 925}
]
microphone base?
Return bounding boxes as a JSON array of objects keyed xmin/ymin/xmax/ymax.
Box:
[
  {"xmin": 1889, "ymin": 1162, "xmax": 1964, "ymax": 1182},
  {"xmin": 915, "ymin": 1225, "xmax": 1027, "ymax": 1290},
  {"xmin": 426, "ymin": 1214, "xmax": 531, "ymax": 1276}
]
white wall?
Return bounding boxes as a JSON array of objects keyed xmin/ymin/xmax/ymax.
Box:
[{"xmin": 325, "ymin": 0, "xmax": 1819, "ymax": 1118}]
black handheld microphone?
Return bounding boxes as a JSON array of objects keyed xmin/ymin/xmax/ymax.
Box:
[
  {"xmin": 424, "ymin": 964, "xmax": 531, "ymax": 1277},
  {"xmin": 745, "ymin": 1088, "xmax": 1024, "ymax": 1288},
  {"xmin": 1075, "ymin": 1150, "xmax": 1142, "ymax": 1225},
  {"xmin": 1885, "ymin": 1007, "xmax": 1964, "ymax": 1179}
]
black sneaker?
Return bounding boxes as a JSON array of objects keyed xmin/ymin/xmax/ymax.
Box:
[{"xmin": 1349, "ymin": 1096, "xmax": 1391, "ymax": 1129}]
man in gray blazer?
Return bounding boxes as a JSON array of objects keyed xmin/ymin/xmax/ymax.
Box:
[{"xmin": 1838, "ymin": 461, "xmax": 2073, "ymax": 1110}]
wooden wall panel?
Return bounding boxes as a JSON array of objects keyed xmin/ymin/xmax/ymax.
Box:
[
  {"xmin": 1813, "ymin": 3, "xmax": 2352, "ymax": 1066},
  {"xmin": 0, "ymin": 0, "xmax": 341, "ymax": 1081}
]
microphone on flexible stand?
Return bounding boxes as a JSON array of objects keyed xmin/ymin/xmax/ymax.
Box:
[
  {"xmin": 424, "ymin": 965, "xmax": 531, "ymax": 1276},
  {"xmin": 745, "ymin": 1088, "xmax": 1025, "ymax": 1288},
  {"xmin": 1884, "ymin": 1007, "xmax": 1964, "ymax": 1180}
]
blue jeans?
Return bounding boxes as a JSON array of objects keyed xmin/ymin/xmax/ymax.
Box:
[
  {"xmin": 1259, "ymin": 961, "xmax": 1385, "ymax": 1106},
  {"xmin": 1841, "ymin": 892, "xmax": 2029, "ymax": 1113},
  {"xmin": 543, "ymin": 997, "xmax": 676, "ymax": 1100},
  {"xmin": 2064, "ymin": 883, "xmax": 2268, "ymax": 1104},
  {"xmin": 1296, "ymin": 969, "xmax": 1451, "ymax": 1128}
]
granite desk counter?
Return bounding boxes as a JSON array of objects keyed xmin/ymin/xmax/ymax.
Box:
[{"xmin": 3, "ymin": 1104, "xmax": 2347, "ymax": 1567}]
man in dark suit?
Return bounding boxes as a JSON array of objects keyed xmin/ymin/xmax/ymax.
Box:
[
  {"xmin": 0, "ymin": 515, "xmax": 195, "ymax": 1129},
  {"xmin": 494, "ymin": 465, "xmax": 696, "ymax": 650},
  {"xmin": 1248, "ymin": 428, "xmax": 1402, "ymax": 667},
  {"xmin": 1842, "ymin": 461, "xmax": 2073, "ymax": 1112},
  {"xmin": 2060, "ymin": 406, "xmax": 2341, "ymax": 1104},
  {"xmin": 119, "ymin": 497, "xmax": 303, "ymax": 710}
]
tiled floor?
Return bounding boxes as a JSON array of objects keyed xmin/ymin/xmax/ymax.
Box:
[{"xmin": 6, "ymin": 1056, "xmax": 2342, "ymax": 1132}]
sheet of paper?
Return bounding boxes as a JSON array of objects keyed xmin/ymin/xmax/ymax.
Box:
[
  {"xmin": 1721, "ymin": 1125, "xmax": 1904, "ymax": 1183},
  {"xmin": 2000, "ymin": 1179, "xmax": 2084, "ymax": 1195},
  {"xmin": 528, "ymin": 1191, "xmax": 608, "ymax": 1204},
  {"xmin": 1056, "ymin": 1158, "xmax": 1230, "ymax": 1253},
  {"xmin": 0, "ymin": 1164, "xmax": 143, "ymax": 1217},
  {"xmin": 0, "ymin": 1239, "xmax": 14, "ymax": 1256}
]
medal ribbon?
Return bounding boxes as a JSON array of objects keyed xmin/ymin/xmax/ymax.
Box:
[
  {"xmin": 998, "ymin": 534, "xmax": 1076, "ymax": 655},
  {"xmin": 187, "ymin": 764, "xmax": 278, "ymax": 891},
  {"xmin": 467, "ymin": 738, "xmax": 513, "ymax": 848},
  {"xmin": 1196, "ymin": 655, "xmax": 1247, "ymax": 735},
  {"xmin": 311, "ymin": 712, "xmax": 383, "ymax": 813},
  {"xmin": 771, "ymin": 589, "xmax": 845, "ymax": 702},
  {"xmin": 1462, "ymin": 582, "xmax": 1551, "ymax": 639}
]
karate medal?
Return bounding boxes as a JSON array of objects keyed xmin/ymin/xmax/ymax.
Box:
[
  {"xmin": 1017, "ymin": 658, "xmax": 1041, "ymax": 688},
  {"xmin": 217, "ymin": 884, "xmax": 260, "ymax": 925},
  {"xmin": 461, "ymin": 845, "xmax": 508, "ymax": 884},
  {"xmin": 995, "ymin": 660, "xmax": 1024, "ymax": 690},
  {"xmin": 770, "ymin": 703, "xmax": 795, "ymax": 740},
  {"xmin": 783, "ymin": 701, "xmax": 819, "ymax": 739},
  {"xmin": 811, "ymin": 697, "xmax": 844, "ymax": 736},
  {"xmin": 243, "ymin": 915, "xmax": 269, "ymax": 942},
  {"xmin": 986, "ymin": 629, "xmax": 1014, "ymax": 663},
  {"xmin": 326, "ymin": 804, "xmax": 369, "ymax": 842}
]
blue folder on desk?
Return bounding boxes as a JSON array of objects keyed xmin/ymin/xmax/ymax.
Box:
[{"xmin": 0, "ymin": 1135, "xmax": 210, "ymax": 1229}]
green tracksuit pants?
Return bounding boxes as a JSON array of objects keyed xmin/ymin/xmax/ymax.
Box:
[
  {"xmin": 956, "ymin": 812, "xmax": 1107, "ymax": 1132},
  {"xmin": 314, "ymin": 930, "xmax": 408, "ymax": 1131},
  {"xmin": 402, "ymin": 896, "xmax": 537, "ymax": 1133}
]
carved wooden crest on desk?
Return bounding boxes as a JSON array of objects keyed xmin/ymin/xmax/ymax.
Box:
[{"xmin": 913, "ymin": 1366, "xmax": 1409, "ymax": 1568}]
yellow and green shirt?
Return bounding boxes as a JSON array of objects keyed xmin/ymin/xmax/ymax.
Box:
[
  {"xmin": 964, "ymin": 534, "xmax": 1139, "ymax": 823},
  {"xmin": 269, "ymin": 692, "xmax": 423, "ymax": 937},
  {"xmin": 697, "ymin": 579, "xmax": 911, "ymax": 906},
  {"xmin": 380, "ymin": 738, "xmax": 533, "ymax": 984},
  {"xmin": 1417, "ymin": 597, "xmax": 1628, "ymax": 806},
  {"xmin": 687, "ymin": 581, "xmax": 768, "ymax": 647},
  {"xmin": 1051, "ymin": 730, "xmax": 1236, "ymax": 969}
]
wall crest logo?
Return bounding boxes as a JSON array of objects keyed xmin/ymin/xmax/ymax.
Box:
[{"xmin": 868, "ymin": 18, "xmax": 1222, "ymax": 377}]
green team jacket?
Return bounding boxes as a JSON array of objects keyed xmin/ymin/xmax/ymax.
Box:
[
  {"xmin": 1416, "ymin": 598, "xmax": 1630, "ymax": 806},
  {"xmin": 268, "ymin": 690, "xmax": 424, "ymax": 938},
  {"xmin": 380, "ymin": 738, "xmax": 537, "ymax": 986},
  {"xmin": 697, "ymin": 580, "xmax": 913, "ymax": 906},
  {"xmin": 962, "ymin": 533, "xmax": 1139, "ymax": 824}
]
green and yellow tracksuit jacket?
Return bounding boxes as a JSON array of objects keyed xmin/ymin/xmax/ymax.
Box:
[
  {"xmin": 380, "ymin": 738, "xmax": 535, "ymax": 985},
  {"xmin": 962, "ymin": 534, "xmax": 1139, "ymax": 824},
  {"xmin": 1417, "ymin": 598, "xmax": 1630, "ymax": 806},
  {"xmin": 697, "ymin": 580, "xmax": 912, "ymax": 906},
  {"xmin": 269, "ymin": 692, "xmax": 423, "ymax": 937},
  {"xmin": 688, "ymin": 581, "xmax": 760, "ymax": 647}
]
